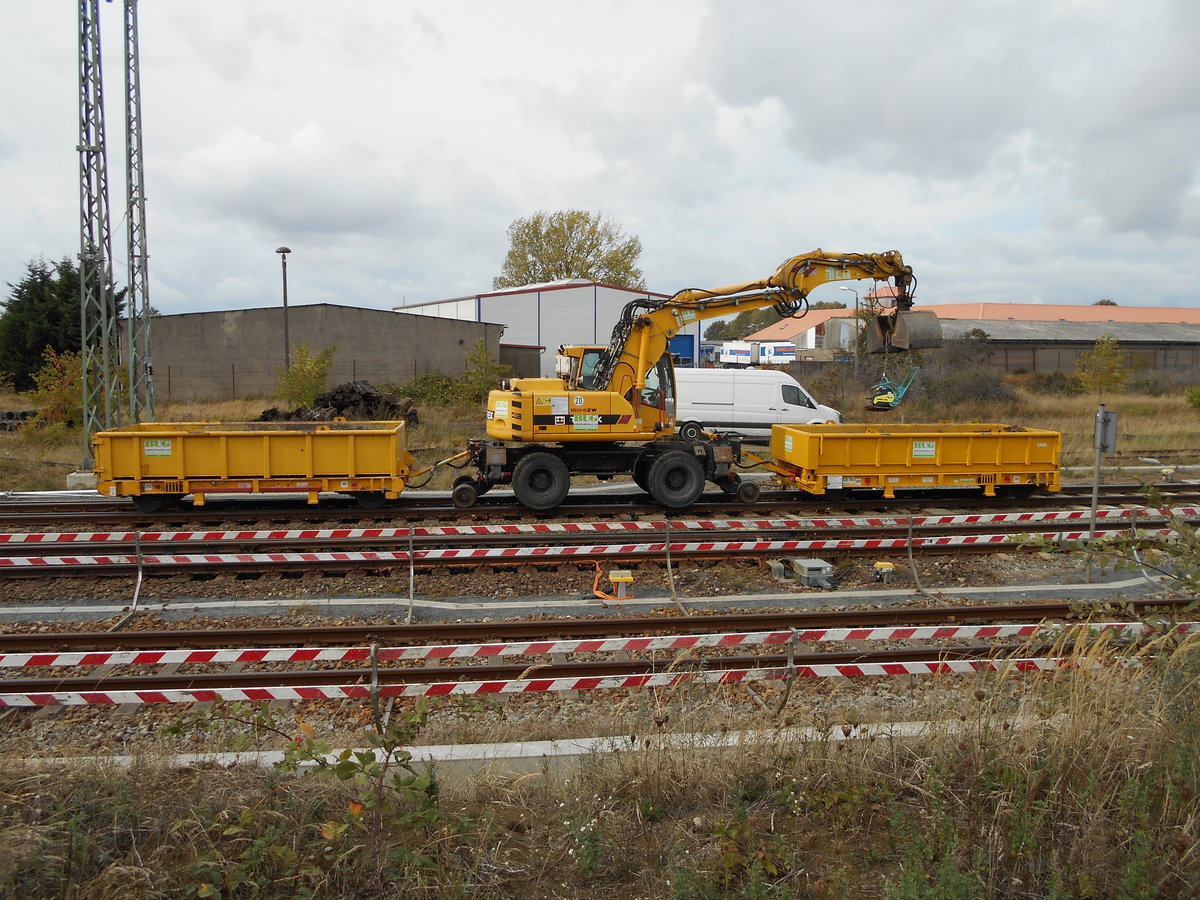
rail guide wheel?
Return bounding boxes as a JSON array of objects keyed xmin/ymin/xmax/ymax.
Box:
[{"xmin": 451, "ymin": 475, "xmax": 481, "ymax": 509}]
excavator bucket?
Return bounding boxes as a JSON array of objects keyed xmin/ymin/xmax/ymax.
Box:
[{"xmin": 866, "ymin": 310, "xmax": 943, "ymax": 353}]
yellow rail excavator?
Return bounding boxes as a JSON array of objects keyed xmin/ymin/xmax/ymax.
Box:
[{"xmin": 453, "ymin": 249, "xmax": 941, "ymax": 510}]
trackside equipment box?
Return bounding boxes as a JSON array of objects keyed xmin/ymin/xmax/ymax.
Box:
[
  {"xmin": 93, "ymin": 421, "xmax": 415, "ymax": 510},
  {"xmin": 768, "ymin": 423, "xmax": 1061, "ymax": 498}
]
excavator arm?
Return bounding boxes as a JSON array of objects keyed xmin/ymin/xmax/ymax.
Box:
[
  {"xmin": 484, "ymin": 248, "xmax": 939, "ymax": 446},
  {"xmin": 593, "ymin": 249, "xmax": 932, "ymax": 401}
]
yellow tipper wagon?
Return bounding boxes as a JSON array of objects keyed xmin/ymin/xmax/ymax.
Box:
[
  {"xmin": 767, "ymin": 423, "xmax": 1061, "ymax": 499},
  {"xmin": 92, "ymin": 421, "xmax": 415, "ymax": 511}
]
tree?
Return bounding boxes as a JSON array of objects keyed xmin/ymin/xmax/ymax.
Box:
[
  {"xmin": 1094, "ymin": 298, "xmax": 1118, "ymax": 306},
  {"xmin": 703, "ymin": 308, "xmax": 785, "ymax": 342},
  {"xmin": 493, "ymin": 210, "xmax": 646, "ymax": 290},
  {"xmin": 27, "ymin": 347, "xmax": 83, "ymax": 426},
  {"xmin": 458, "ymin": 338, "xmax": 510, "ymax": 403},
  {"xmin": 275, "ymin": 343, "xmax": 337, "ymax": 407},
  {"xmin": 0, "ymin": 257, "xmax": 82, "ymax": 391},
  {"xmin": 1074, "ymin": 334, "xmax": 1130, "ymax": 399}
]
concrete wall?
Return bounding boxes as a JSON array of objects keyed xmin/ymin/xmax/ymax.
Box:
[{"xmin": 150, "ymin": 304, "xmax": 503, "ymax": 401}]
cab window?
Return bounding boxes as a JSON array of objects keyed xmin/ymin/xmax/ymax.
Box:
[
  {"xmin": 781, "ymin": 384, "xmax": 814, "ymax": 408},
  {"xmin": 640, "ymin": 356, "xmax": 676, "ymax": 411},
  {"xmin": 579, "ymin": 349, "xmax": 603, "ymax": 390}
]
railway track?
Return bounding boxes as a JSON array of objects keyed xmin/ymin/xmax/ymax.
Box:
[
  {"xmin": 0, "ymin": 504, "xmax": 1192, "ymax": 578},
  {"xmin": 2, "ymin": 481, "xmax": 1197, "ymax": 529},
  {"xmin": 2, "ymin": 597, "xmax": 1189, "ymax": 654},
  {"xmin": 4, "ymin": 599, "xmax": 1193, "ymax": 707},
  {"xmin": 0, "ymin": 645, "xmax": 1037, "ymax": 697}
]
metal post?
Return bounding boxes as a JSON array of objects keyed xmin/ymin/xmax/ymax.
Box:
[
  {"xmin": 276, "ymin": 246, "xmax": 291, "ymax": 371},
  {"xmin": 840, "ymin": 286, "xmax": 860, "ymax": 375}
]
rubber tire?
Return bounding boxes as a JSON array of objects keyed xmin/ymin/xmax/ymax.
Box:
[
  {"xmin": 677, "ymin": 421, "xmax": 704, "ymax": 442},
  {"xmin": 632, "ymin": 457, "xmax": 653, "ymax": 493},
  {"xmin": 1005, "ymin": 484, "xmax": 1038, "ymax": 499},
  {"xmin": 736, "ymin": 480, "xmax": 761, "ymax": 503},
  {"xmin": 354, "ymin": 492, "xmax": 386, "ymax": 510},
  {"xmin": 648, "ymin": 450, "xmax": 705, "ymax": 509},
  {"xmin": 512, "ymin": 452, "xmax": 570, "ymax": 511},
  {"xmin": 452, "ymin": 482, "xmax": 479, "ymax": 509}
]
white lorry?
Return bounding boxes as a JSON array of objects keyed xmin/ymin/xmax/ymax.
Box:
[
  {"xmin": 673, "ymin": 367, "xmax": 840, "ymax": 441},
  {"xmin": 717, "ymin": 340, "xmax": 797, "ymax": 366}
]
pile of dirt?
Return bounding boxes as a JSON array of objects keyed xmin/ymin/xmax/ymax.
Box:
[{"xmin": 258, "ymin": 381, "xmax": 419, "ymax": 424}]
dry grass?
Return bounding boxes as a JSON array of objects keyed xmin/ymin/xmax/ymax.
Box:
[
  {"xmin": 2, "ymin": 632, "xmax": 1197, "ymax": 898},
  {"xmin": 3, "ymin": 385, "xmax": 1198, "ymax": 491}
]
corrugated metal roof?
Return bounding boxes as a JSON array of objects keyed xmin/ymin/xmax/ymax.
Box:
[
  {"xmin": 941, "ymin": 319, "xmax": 1200, "ymax": 343},
  {"xmin": 923, "ymin": 302, "xmax": 1200, "ymax": 324},
  {"xmin": 745, "ymin": 302, "xmax": 1200, "ymax": 342},
  {"xmin": 398, "ymin": 280, "xmax": 671, "ymax": 311}
]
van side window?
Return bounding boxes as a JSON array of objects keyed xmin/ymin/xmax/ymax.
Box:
[{"xmin": 781, "ymin": 384, "xmax": 814, "ymax": 408}]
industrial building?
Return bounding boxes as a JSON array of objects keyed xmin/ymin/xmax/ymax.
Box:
[
  {"xmin": 745, "ymin": 302, "xmax": 1200, "ymax": 374},
  {"xmin": 148, "ymin": 304, "xmax": 501, "ymax": 401},
  {"xmin": 396, "ymin": 280, "xmax": 685, "ymax": 377}
]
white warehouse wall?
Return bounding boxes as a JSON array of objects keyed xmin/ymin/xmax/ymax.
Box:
[{"xmin": 398, "ymin": 280, "xmax": 671, "ymax": 377}]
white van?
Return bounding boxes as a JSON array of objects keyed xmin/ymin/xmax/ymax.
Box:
[{"xmin": 673, "ymin": 367, "xmax": 840, "ymax": 441}]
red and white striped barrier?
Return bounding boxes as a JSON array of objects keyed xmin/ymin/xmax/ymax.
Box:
[
  {"xmin": 4, "ymin": 621, "xmax": 1188, "ymax": 670},
  {"xmin": 1, "ymin": 506, "xmax": 1192, "ymax": 547},
  {"xmin": 1, "ymin": 656, "xmax": 1130, "ymax": 707},
  {"xmin": 0, "ymin": 529, "xmax": 1175, "ymax": 571}
]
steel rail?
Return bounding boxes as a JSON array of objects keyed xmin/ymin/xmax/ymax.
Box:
[
  {"xmin": 0, "ymin": 644, "xmax": 1032, "ymax": 695},
  {"xmin": 2, "ymin": 482, "xmax": 1196, "ymax": 529},
  {"xmin": 0, "ymin": 597, "xmax": 1189, "ymax": 654},
  {"xmin": 1, "ymin": 507, "xmax": 1193, "ymax": 558}
]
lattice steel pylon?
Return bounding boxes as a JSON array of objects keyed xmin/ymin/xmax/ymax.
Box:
[
  {"xmin": 123, "ymin": 0, "xmax": 153, "ymax": 423},
  {"xmin": 78, "ymin": 0, "xmax": 120, "ymax": 467},
  {"xmin": 77, "ymin": 0, "xmax": 154, "ymax": 468}
]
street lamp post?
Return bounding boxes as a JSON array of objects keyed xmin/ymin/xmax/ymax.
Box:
[
  {"xmin": 276, "ymin": 246, "xmax": 291, "ymax": 370},
  {"xmin": 840, "ymin": 286, "xmax": 860, "ymax": 375}
]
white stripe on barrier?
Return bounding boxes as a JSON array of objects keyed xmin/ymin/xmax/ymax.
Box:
[
  {"xmin": 0, "ymin": 656, "xmax": 1122, "ymax": 707},
  {"xmin": 1, "ymin": 506, "xmax": 1192, "ymax": 546},
  {"xmin": 0, "ymin": 528, "xmax": 1177, "ymax": 570},
  {"xmin": 5, "ymin": 621, "xmax": 1189, "ymax": 669}
]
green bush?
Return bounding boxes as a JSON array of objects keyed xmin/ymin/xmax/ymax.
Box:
[
  {"xmin": 1028, "ymin": 370, "xmax": 1084, "ymax": 396},
  {"xmin": 274, "ymin": 343, "xmax": 335, "ymax": 407},
  {"xmin": 27, "ymin": 347, "xmax": 83, "ymax": 426},
  {"xmin": 396, "ymin": 373, "xmax": 478, "ymax": 407}
]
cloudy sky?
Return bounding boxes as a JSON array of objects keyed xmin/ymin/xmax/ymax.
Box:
[{"xmin": 3, "ymin": 0, "xmax": 1199, "ymax": 319}]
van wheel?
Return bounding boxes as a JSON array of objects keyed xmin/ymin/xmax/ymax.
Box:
[
  {"xmin": 648, "ymin": 451, "xmax": 704, "ymax": 509},
  {"xmin": 512, "ymin": 452, "xmax": 570, "ymax": 510},
  {"xmin": 677, "ymin": 421, "xmax": 704, "ymax": 442}
]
